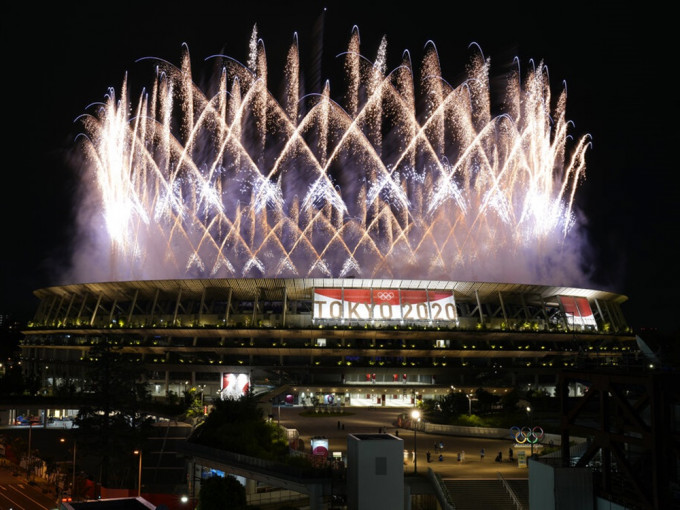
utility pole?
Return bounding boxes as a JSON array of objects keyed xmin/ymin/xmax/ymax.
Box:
[{"xmin": 27, "ymin": 421, "xmax": 33, "ymax": 481}]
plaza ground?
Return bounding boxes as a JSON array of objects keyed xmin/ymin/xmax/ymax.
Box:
[{"xmin": 275, "ymin": 405, "xmax": 531, "ymax": 480}]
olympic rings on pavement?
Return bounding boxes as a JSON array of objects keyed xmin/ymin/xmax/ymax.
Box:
[{"xmin": 510, "ymin": 425, "xmax": 544, "ymax": 444}]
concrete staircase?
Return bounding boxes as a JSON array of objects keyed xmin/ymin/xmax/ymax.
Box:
[{"xmin": 442, "ymin": 479, "xmax": 529, "ymax": 510}]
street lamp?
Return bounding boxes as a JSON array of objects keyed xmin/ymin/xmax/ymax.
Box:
[
  {"xmin": 411, "ymin": 409, "xmax": 421, "ymax": 473},
  {"xmin": 60, "ymin": 437, "xmax": 77, "ymax": 501},
  {"xmin": 188, "ymin": 462, "xmax": 202, "ymax": 509},
  {"xmin": 467, "ymin": 393, "xmax": 473, "ymax": 415},
  {"xmin": 134, "ymin": 450, "xmax": 143, "ymax": 497},
  {"xmin": 526, "ymin": 406, "xmax": 534, "ymax": 457}
]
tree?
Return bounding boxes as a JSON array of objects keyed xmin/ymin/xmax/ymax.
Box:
[
  {"xmin": 422, "ymin": 392, "xmax": 469, "ymax": 422},
  {"xmin": 500, "ymin": 388, "xmax": 521, "ymax": 410},
  {"xmin": 190, "ymin": 394, "xmax": 289, "ymax": 461},
  {"xmin": 54, "ymin": 378, "xmax": 78, "ymax": 398},
  {"xmin": 198, "ymin": 474, "xmax": 246, "ymax": 510},
  {"xmin": 474, "ymin": 387, "xmax": 497, "ymax": 413},
  {"xmin": 182, "ymin": 387, "xmax": 206, "ymax": 430},
  {"xmin": 74, "ymin": 339, "xmax": 154, "ymax": 488},
  {"xmin": 0, "ymin": 362, "xmax": 27, "ymax": 396},
  {"xmin": 9, "ymin": 435, "xmax": 27, "ymax": 470}
]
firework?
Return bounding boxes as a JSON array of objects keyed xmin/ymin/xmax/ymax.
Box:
[{"xmin": 73, "ymin": 26, "xmax": 590, "ymax": 285}]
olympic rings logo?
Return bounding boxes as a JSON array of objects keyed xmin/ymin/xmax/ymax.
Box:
[
  {"xmin": 510, "ymin": 425, "xmax": 544, "ymax": 444},
  {"xmin": 376, "ymin": 291, "xmax": 395, "ymax": 301}
]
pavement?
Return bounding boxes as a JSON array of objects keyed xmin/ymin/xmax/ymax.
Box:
[{"xmin": 275, "ymin": 405, "xmax": 530, "ymax": 479}]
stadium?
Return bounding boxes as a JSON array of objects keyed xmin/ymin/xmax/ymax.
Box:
[
  {"xmin": 19, "ymin": 277, "xmax": 636, "ymax": 408},
  {"xmin": 16, "ymin": 33, "xmax": 639, "ymax": 410},
  {"xmin": 8, "ymin": 27, "xmax": 679, "ymax": 510}
]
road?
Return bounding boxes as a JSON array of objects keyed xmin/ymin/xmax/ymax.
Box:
[{"xmin": 0, "ymin": 464, "xmax": 58, "ymax": 510}]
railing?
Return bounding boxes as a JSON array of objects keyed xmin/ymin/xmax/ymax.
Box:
[
  {"xmin": 25, "ymin": 311, "xmax": 631, "ymax": 336},
  {"xmin": 497, "ymin": 472, "xmax": 525, "ymax": 510},
  {"xmin": 178, "ymin": 441, "xmax": 332, "ymax": 481},
  {"xmin": 428, "ymin": 468, "xmax": 455, "ymax": 510},
  {"xmin": 246, "ymin": 488, "xmax": 310, "ymax": 507},
  {"xmin": 414, "ymin": 420, "xmax": 566, "ymax": 446}
]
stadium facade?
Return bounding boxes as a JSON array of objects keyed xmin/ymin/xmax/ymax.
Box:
[{"xmin": 19, "ymin": 278, "xmax": 636, "ymax": 407}]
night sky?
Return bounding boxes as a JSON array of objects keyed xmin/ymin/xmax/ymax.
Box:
[{"xmin": 1, "ymin": 2, "xmax": 677, "ymax": 334}]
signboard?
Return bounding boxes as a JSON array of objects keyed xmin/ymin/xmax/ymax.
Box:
[
  {"xmin": 221, "ymin": 373, "xmax": 250, "ymax": 399},
  {"xmin": 313, "ymin": 288, "xmax": 457, "ymax": 323},
  {"xmin": 559, "ymin": 296, "xmax": 597, "ymax": 330},
  {"xmin": 311, "ymin": 437, "xmax": 329, "ymax": 457},
  {"xmin": 517, "ymin": 450, "xmax": 527, "ymax": 468}
]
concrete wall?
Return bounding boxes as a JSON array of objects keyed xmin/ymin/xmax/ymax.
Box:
[
  {"xmin": 418, "ymin": 421, "xmax": 565, "ymax": 446},
  {"xmin": 529, "ymin": 457, "xmax": 594, "ymax": 510},
  {"xmin": 596, "ymin": 497, "xmax": 628, "ymax": 510},
  {"xmin": 530, "ymin": 459, "xmax": 557, "ymax": 509},
  {"xmin": 347, "ymin": 433, "xmax": 404, "ymax": 510}
]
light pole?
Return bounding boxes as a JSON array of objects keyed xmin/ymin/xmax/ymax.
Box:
[
  {"xmin": 411, "ymin": 409, "xmax": 420, "ymax": 473},
  {"xmin": 27, "ymin": 421, "xmax": 33, "ymax": 481},
  {"xmin": 467, "ymin": 393, "xmax": 473, "ymax": 415},
  {"xmin": 189, "ymin": 462, "xmax": 201, "ymax": 510},
  {"xmin": 526, "ymin": 406, "xmax": 534, "ymax": 457},
  {"xmin": 60, "ymin": 437, "xmax": 77, "ymax": 500},
  {"xmin": 134, "ymin": 450, "xmax": 143, "ymax": 497}
]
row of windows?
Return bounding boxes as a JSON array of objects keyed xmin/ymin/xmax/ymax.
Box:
[
  {"xmin": 21, "ymin": 334, "xmax": 634, "ymax": 353},
  {"xmin": 24, "ymin": 352, "xmax": 630, "ymax": 370}
]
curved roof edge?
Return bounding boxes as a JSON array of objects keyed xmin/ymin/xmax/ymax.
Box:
[{"xmin": 33, "ymin": 278, "xmax": 628, "ymax": 304}]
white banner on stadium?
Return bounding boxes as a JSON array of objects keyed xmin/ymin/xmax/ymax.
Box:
[{"xmin": 313, "ymin": 288, "xmax": 457, "ymax": 322}]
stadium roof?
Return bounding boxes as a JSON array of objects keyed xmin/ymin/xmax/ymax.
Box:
[{"xmin": 33, "ymin": 278, "xmax": 627, "ymax": 305}]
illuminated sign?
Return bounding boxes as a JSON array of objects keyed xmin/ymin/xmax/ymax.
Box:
[
  {"xmin": 311, "ymin": 437, "xmax": 329, "ymax": 457},
  {"xmin": 558, "ymin": 296, "xmax": 597, "ymax": 330},
  {"xmin": 221, "ymin": 373, "xmax": 250, "ymax": 400},
  {"xmin": 313, "ymin": 288, "xmax": 457, "ymax": 322}
]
